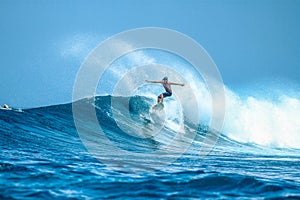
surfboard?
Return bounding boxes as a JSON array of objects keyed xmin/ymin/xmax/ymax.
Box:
[
  {"xmin": 151, "ymin": 102, "xmax": 164, "ymax": 111},
  {"xmin": 0, "ymin": 107, "xmax": 12, "ymax": 111},
  {"xmin": 0, "ymin": 107, "xmax": 22, "ymax": 112}
]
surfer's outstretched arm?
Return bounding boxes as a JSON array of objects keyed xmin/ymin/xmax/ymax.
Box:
[
  {"xmin": 169, "ymin": 82, "xmax": 185, "ymax": 87},
  {"xmin": 145, "ymin": 80, "xmax": 163, "ymax": 84}
]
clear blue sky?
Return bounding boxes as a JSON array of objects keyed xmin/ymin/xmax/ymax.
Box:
[{"xmin": 1, "ymin": 0, "xmax": 300, "ymax": 107}]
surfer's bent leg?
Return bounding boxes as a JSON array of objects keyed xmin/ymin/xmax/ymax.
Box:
[{"xmin": 157, "ymin": 93, "xmax": 164, "ymax": 103}]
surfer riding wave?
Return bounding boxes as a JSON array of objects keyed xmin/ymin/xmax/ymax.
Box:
[{"xmin": 145, "ymin": 76, "xmax": 185, "ymax": 103}]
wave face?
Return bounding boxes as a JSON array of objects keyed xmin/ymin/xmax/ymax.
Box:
[{"xmin": 1, "ymin": 95, "xmax": 300, "ymax": 199}]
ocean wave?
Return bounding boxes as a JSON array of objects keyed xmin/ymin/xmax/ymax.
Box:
[{"xmin": 1, "ymin": 95, "xmax": 300, "ymax": 199}]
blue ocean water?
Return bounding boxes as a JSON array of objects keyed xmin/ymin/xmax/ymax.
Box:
[{"xmin": 1, "ymin": 95, "xmax": 300, "ymax": 199}]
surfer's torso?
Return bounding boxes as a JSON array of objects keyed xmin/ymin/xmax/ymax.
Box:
[{"xmin": 162, "ymin": 82, "xmax": 172, "ymax": 93}]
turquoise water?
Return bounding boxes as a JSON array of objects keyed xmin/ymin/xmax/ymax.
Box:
[{"xmin": 1, "ymin": 96, "xmax": 300, "ymax": 199}]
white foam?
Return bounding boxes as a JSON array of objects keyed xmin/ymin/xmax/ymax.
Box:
[
  {"xmin": 223, "ymin": 89, "xmax": 300, "ymax": 149},
  {"xmin": 174, "ymin": 73, "xmax": 300, "ymax": 149},
  {"xmin": 179, "ymin": 74, "xmax": 300, "ymax": 149}
]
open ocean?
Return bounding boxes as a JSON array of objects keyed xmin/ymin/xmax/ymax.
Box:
[{"xmin": 1, "ymin": 95, "xmax": 300, "ymax": 199}]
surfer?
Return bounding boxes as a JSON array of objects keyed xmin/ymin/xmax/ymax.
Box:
[
  {"xmin": 145, "ymin": 76, "xmax": 185, "ymax": 103},
  {"xmin": 0, "ymin": 104, "xmax": 12, "ymax": 110}
]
